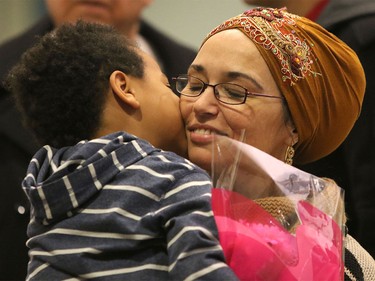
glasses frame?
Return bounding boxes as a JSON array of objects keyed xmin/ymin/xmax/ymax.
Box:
[{"xmin": 172, "ymin": 74, "xmax": 285, "ymax": 105}]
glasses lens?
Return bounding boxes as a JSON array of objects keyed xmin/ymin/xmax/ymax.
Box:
[
  {"xmin": 177, "ymin": 76, "xmax": 203, "ymax": 97},
  {"xmin": 216, "ymin": 84, "xmax": 247, "ymax": 104},
  {"xmin": 175, "ymin": 76, "xmax": 188, "ymax": 93}
]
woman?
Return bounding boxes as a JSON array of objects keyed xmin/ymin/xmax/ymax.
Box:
[{"xmin": 176, "ymin": 7, "xmax": 375, "ymax": 280}]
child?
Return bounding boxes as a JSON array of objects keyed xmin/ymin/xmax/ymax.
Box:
[{"xmin": 6, "ymin": 21, "xmax": 238, "ymax": 281}]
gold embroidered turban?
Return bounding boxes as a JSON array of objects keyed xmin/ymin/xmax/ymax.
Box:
[{"xmin": 203, "ymin": 7, "xmax": 365, "ymax": 164}]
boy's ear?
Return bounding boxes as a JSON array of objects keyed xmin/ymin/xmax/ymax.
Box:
[{"xmin": 109, "ymin": 70, "xmax": 140, "ymax": 109}]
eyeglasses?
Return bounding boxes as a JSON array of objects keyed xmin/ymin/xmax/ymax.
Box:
[{"xmin": 172, "ymin": 74, "xmax": 284, "ymax": 105}]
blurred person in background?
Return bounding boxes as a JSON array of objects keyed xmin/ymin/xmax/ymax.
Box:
[
  {"xmin": 0, "ymin": 0, "xmax": 196, "ymax": 279},
  {"xmin": 243, "ymin": 0, "xmax": 375, "ymax": 258}
]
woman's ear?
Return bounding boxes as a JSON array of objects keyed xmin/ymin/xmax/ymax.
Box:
[
  {"xmin": 290, "ymin": 127, "xmax": 299, "ymax": 146},
  {"xmin": 109, "ymin": 70, "xmax": 140, "ymax": 109},
  {"xmin": 285, "ymin": 120, "xmax": 299, "ymax": 146}
]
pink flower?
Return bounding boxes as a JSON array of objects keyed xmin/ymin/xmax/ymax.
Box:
[
  {"xmin": 250, "ymin": 223, "xmax": 298, "ymax": 266},
  {"xmin": 212, "ymin": 189, "xmax": 343, "ymax": 281}
]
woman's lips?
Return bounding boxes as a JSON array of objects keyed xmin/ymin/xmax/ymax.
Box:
[{"xmin": 188, "ymin": 128, "xmax": 226, "ymax": 144}]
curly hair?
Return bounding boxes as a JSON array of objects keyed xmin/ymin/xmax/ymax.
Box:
[{"xmin": 6, "ymin": 21, "xmax": 144, "ymax": 148}]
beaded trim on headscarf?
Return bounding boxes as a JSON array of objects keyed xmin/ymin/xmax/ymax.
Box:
[{"xmin": 206, "ymin": 7, "xmax": 322, "ymax": 85}]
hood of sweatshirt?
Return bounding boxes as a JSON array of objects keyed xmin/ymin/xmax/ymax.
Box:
[
  {"xmin": 317, "ymin": 0, "xmax": 375, "ymax": 28},
  {"xmin": 22, "ymin": 132, "xmax": 157, "ymax": 225}
]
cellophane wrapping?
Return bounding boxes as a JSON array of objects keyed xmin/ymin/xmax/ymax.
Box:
[{"xmin": 211, "ymin": 135, "xmax": 345, "ymax": 281}]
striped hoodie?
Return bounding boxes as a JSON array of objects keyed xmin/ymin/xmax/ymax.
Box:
[{"xmin": 23, "ymin": 132, "xmax": 239, "ymax": 281}]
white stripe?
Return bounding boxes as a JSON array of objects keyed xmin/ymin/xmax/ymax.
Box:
[
  {"xmin": 156, "ymin": 155, "xmax": 194, "ymax": 171},
  {"xmin": 127, "ymin": 165, "xmax": 175, "ymax": 181},
  {"xmin": 164, "ymin": 210, "xmax": 213, "ymax": 229},
  {"xmin": 181, "ymin": 163, "xmax": 194, "ymax": 170},
  {"xmin": 168, "ymin": 226, "xmax": 217, "ymax": 249},
  {"xmin": 22, "ymin": 186, "xmax": 31, "ymax": 200},
  {"xmin": 46, "ymin": 146, "xmax": 58, "ymax": 172},
  {"xmin": 55, "ymin": 159, "xmax": 85, "ymax": 173},
  {"xmin": 30, "ymin": 247, "xmax": 101, "ymax": 257},
  {"xmin": 43, "ymin": 228, "xmax": 155, "ymax": 240},
  {"xmin": 117, "ymin": 135, "xmax": 125, "ymax": 144},
  {"xmin": 36, "ymin": 187, "xmax": 53, "ymax": 220},
  {"xmin": 156, "ymin": 155, "xmax": 171, "ymax": 163},
  {"xmin": 144, "ymin": 196, "xmax": 211, "ymax": 219},
  {"xmin": 104, "ymin": 185, "xmax": 160, "ymax": 201},
  {"xmin": 98, "ymin": 148, "xmax": 107, "ymax": 157},
  {"xmin": 82, "ymin": 207, "xmax": 141, "ymax": 221},
  {"xmin": 24, "ymin": 173, "xmax": 36, "ymax": 183},
  {"xmin": 169, "ymin": 245, "xmax": 223, "ymax": 271},
  {"xmin": 165, "ymin": 180, "xmax": 211, "ymax": 199},
  {"xmin": 139, "ymin": 194, "xmax": 212, "ymax": 220},
  {"xmin": 67, "ymin": 263, "xmax": 168, "ymax": 280},
  {"xmin": 89, "ymin": 138, "xmax": 111, "ymax": 145},
  {"xmin": 201, "ymin": 192, "xmax": 212, "ymax": 198},
  {"xmin": 30, "ymin": 158, "xmax": 40, "ymax": 169},
  {"xmin": 146, "ymin": 203, "xmax": 172, "ymax": 217},
  {"xmin": 184, "ymin": 158, "xmax": 196, "ymax": 166},
  {"xmin": 181, "ymin": 158, "xmax": 195, "ymax": 170},
  {"xmin": 344, "ymin": 267, "xmax": 356, "ymax": 281},
  {"xmin": 112, "ymin": 152, "xmax": 124, "ymax": 171},
  {"xmin": 26, "ymin": 263, "xmax": 49, "ymax": 281},
  {"xmin": 63, "ymin": 176, "xmax": 79, "ymax": 208},
  {"xmin": 88, "ymin": 164, "xmax": 102, "ymax": 190},
  {"xmin": 184, "ymin": 263, "xmax": 228, "ymax": 281},
  {"xmin": 132, "ymin": 140, "xmax": 148, "ymax": 157},
  {"xmin": 191, "ymin": 210, "xmax": 213, "ymax": 217}
]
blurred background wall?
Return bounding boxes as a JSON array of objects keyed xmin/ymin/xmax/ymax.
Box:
[
  {"xmin": 0, "ymin": 0, "xmax": 45, "ymax": 43},
  {"xmin": 0, "ymin": 0, "xmax": 253, "ymax": 50}
]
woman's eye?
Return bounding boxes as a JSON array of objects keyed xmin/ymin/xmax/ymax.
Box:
[
  {"xmin": 188, "ymin": 84, "xmax": 202, "ymax": 92},
  {"xmin": 221, "ymin": 86, "xmax": 244, "ymax": 99},
  {"xmin": 227, "ymin": 91, "xmax": 244, "ymax": 98}
]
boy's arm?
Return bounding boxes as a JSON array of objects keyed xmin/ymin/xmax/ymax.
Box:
[{"xmin": 161, "ymin": 171, "xmax": 239, "ymax": 280}]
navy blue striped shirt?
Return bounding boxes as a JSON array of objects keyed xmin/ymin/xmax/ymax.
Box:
[{"xmin": 23, "ymin": 132, "xmax": 239, "ymax": 280}]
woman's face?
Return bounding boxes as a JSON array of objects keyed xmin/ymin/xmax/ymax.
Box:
[{"xmin": 180, "ymin": 30, "xmax": 296, "ymax": 172}]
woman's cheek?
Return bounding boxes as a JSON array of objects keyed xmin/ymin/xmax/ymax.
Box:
[{"xmin": 179, "ymin": 99, "xmax": 192, "ymax": 122}]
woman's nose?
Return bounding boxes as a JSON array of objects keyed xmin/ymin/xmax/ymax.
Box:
[{"xmin": 193, "ymin": 86, "xmax": 220, "ymax": 117}]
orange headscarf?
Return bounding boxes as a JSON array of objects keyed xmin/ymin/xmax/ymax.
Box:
[{"xmin": 203, "ymin": 7, "xmax": 365, "ymax": 164}]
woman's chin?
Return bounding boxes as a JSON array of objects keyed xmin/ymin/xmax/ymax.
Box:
[{"xmin": 188, "ymin": 147, "xmax": 212, "ymax": 173}]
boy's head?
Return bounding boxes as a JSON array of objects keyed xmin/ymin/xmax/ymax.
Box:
[{"xmin": 6, "ymin": 21, "xmax": 187, "ymax": 156}]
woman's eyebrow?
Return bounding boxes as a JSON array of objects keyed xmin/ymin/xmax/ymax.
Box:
[
  {"xmin": 188, "ymin": 65, "xmax": 264, "ymax": 92},
  {"xmin": 188, "ymin": 64, "xmax": 204, "ymax": 73},
  {"xmin": 227, "ymin": 71, "xmax": 264, "ymax": 92}
]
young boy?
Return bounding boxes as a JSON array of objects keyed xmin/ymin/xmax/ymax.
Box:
[{"xmin": 6, "ymin": 21, "xmax": 238, "ymax": 280}]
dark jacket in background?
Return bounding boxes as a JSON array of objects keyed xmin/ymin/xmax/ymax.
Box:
[
  {"xmin": 299, "ymin": 0, "xmax": 375, "ymax": 258},
  {"xmin": 0, "ymin": 16, "xmax": 197, "ymax": 280}
]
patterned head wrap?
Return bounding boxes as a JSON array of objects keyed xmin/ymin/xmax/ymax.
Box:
[{"xmin": 203, "ymin": 7, "xmax": 365, "ymax": 164}]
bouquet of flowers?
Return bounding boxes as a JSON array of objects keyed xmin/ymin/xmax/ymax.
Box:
[{"xmin": 211, "ymin": 135, "xmax": 345, "ymax": 281}]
